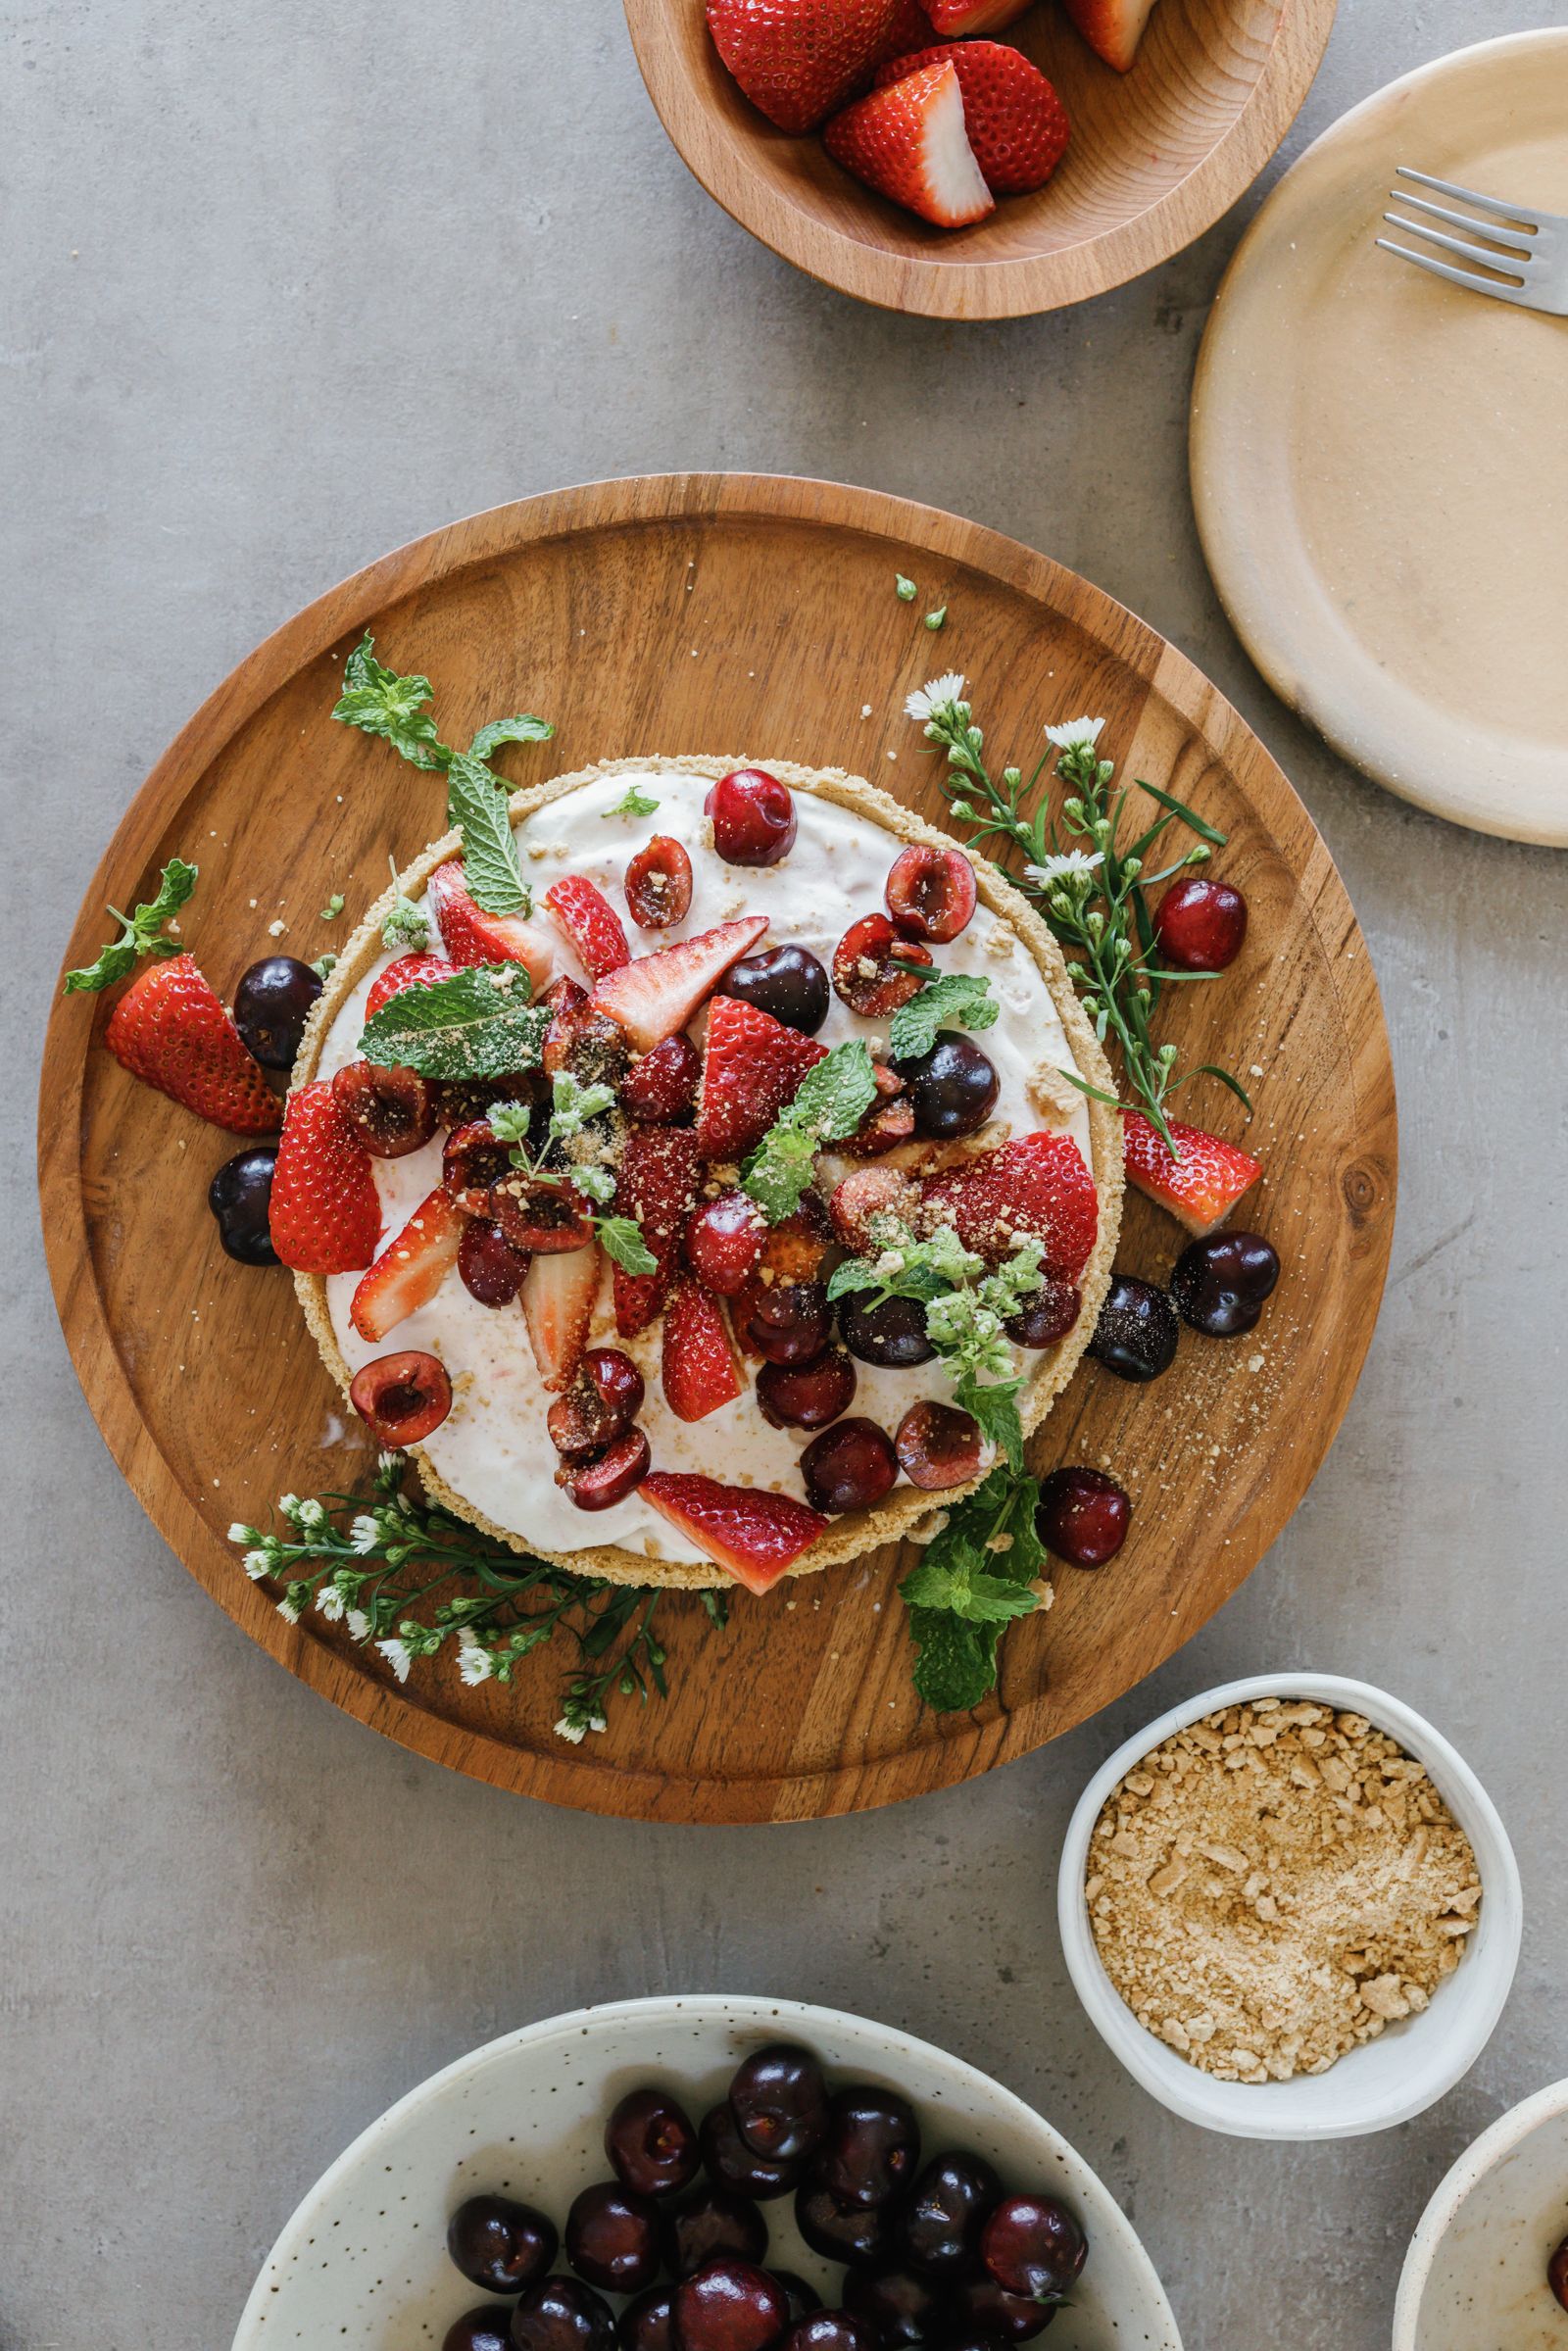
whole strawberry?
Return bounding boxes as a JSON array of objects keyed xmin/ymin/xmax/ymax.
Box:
[
  {"xmin": 104, "ymin": 954, "xmax": 281, "ymax": 1135},
  {"xmin": 707, "ymin": 0, "xmax": 921, "ymax": 133},
  {"xmin": 269, "ymin": 1079, "xmax": 382, "ymax": 1274}
]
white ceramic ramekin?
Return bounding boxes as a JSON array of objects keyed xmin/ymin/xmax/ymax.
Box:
[
  {"xmin": 1393, "ymin": 2077, "xmax": 1568, "ymax": 2351},
  {"xmin": 1056, "ymin": 1674, "xmax": 1522, "ymax": 2141}
]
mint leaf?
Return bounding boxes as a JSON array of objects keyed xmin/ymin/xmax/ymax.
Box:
[
  {"xmin": 446, "ymin": 752, "xmax": 530, "ymax": 918},
  {"xmin": 469, "ymin": 713, "xmax": 555, "ymax": 760},
  {"xmin": 888, "ymin": 971, "xmax": 999, "ymax": 1061},
  {"xmin": 333, "ymin": 634, "xmax": 448, "ymax": 771},
  {"xmin": 907, "ymin": 1610, "xmax": 1002, "ymax": 1713},
  {"xmin": 900, "ymin": 1465, "xmax": 1045, "ymax": 1710},
  {"xmin": 953, "ymin": 1371, "xmax": 1026, "ymax": 1470},
  {"xmin": 65, "ymin": 857, "xmax": 198, "ymax": 993},
  {"xmin": 604, "ymin": 785, "xmax": 661, "ymax": 819},
  {"xmin": 359, "ymin": 963, "xmax": 546, "ymax": 1080},
  {"xmin": 596, "ymin": 1215, "xmax": 658, "ymax": 1276},
  {"xmin": 742, "ymin": 1043, "xmax": 879, "ymax": 1223}
]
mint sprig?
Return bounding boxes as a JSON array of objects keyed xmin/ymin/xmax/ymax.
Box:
[
  {"xmin": 887, "ymin": 970, "xmax": 998, "ymax": 1062},
  {"xmin": 64, "ymin": 857, "xmax": 198, "ymax": 994},
  {"xmin": 491, "ymin": 1079, "xmax": 658, "ymax": 1277},
  {"xmin": 604, "ymin": 785, "xmax": 661, "ymax": 819},
  {"xmin": 900, "ymin": 1465, "xmax": 1046, "ymax": 1712},
  {"xmin": 359, "ymin": 963, "xmax": 546, "ymax": 1081},
  {"xmin": 332, "ymin": 639, "xmax": 446, "ymax": 769},
  {"xmin": 446, "ymin": 751, "xmax": 531, "ymax": 918},
  {"xmin": 741, "ymin": 1043, "xmax": 880, "ymax": 1223}
]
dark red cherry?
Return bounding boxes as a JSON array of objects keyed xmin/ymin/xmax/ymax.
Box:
[
  {"xmin": 715, "ymin": 944, "xmax": 830, "ymax": 1036},
  {"xmin": 898, "ymin": 2149, "xmax": 1002, "ymax": 2278},
  {"xmin": 625, "ymin": 835, "xmax": 694, "ymax": 928},
  {"xmin": 729, "ymin": 2043, "xmax": 831, "ymax": 2164},
  {"xmin": 555, "ymin": 1428, "xmax": 652, "ymax": 1511},
  {"xmin": 444, "ymin": 1119, "xmax": 516, "ymax": 1214},
  {"xmin": 460, "ymin": 1218, "xmax": 531, "ymax": 1306},
  {"xmin": 758, "ymin": 1347, "xmax": 857, "ymax": 1432},
  {"xmin": 564, "ymin": 2181, "xmax": 662, "ymax": 2295},
  {"xmin": 980, "ymin": 2196, "xmax": 1087, "ymax": 2304},
  {"xmin": 701, "ymin": 2101, "xmax": 803, "ymax": 2200},
  {"xmin": 708, "ymin": 769, "xmax": 797, "ymax": 867},
  {"xmin": 331, "ymin": 1057, "xmax": 436, "ymax": 1157},
  {"xmin": 446, "ymin": 2309, "xmax": 514, "ymax": 2351},
  {"xmin": 746, "ymin": 1281, "xmax": 831, "ymax": 1366},
  {"xmin": 839, "ymin": 1294, "xmax": 934, "ymax": 1370},
  {"xmin": 1549, "ymin": 2235, "xmax": 1568, "ymax": 2313},
  {"xmin": 895, "ymin": 1401, "xmax": 982, "ymax": 1492},
  {"xmin": 688, "ymin": 1191, "xmax": 767, "ymax": 1296},
  {"xmin": 621, "ymin": 1033, "xmax": 702, "ymax": 1123},
  {"xmin": 801, "ymin": 1419, "xmax": 899, "ymax": 1516},
  {"xmin": 618, "ymin": 2290, "xmax": 677, "ymax": 2351},
  {"xmin": 493, "ymin": 1173, "xmax": 597, "ymax": 1254},
  {"xmin": 1169, "ymin": 1230, "xmax": 1280, "ymax": 1338},
  {"xmin": 1087, "ymin": 1276, "xmax": 1178, "ymax": 1383},
  {"xmin": 1035, "ymin": 1467, "xmax": 1130, "ymax": 1568},
  {"xmin": 233, "ymin": 955, "xmax": 322, "ymax": 1067},
  {"xmin": 665, "ymin": 2186, "xmax": 769, "ymax": 2278},
  {"xmin": 208, "ymin": 1146, "xmax": 280, "ymax": 1265},
  {"xmin": 675, "ymin": 2259, "xmax": 789, "ymax": 2351},
  {"xmin": 885, "ymin": 845, "xmax": 977, "ymax": 944},
  {"xmin": 893, "ymin": 1034, "xmax": 999, "ymax": 1141},
  {"xmin": 948, "ymin": 2275, "xmax": 1055, "ymax": 2342},
  {"xmin": 832, "ymin": 916, "xmax": 932, "ymax": 1018},
  {"xmin": 827, "ymin": 1164, "xmax": 916, "ymax": 1250},
  {"xmin": 780, "ymin": 2318, "xmax": 877, "ymax": 2351},
  {"xmin": 794, "ymin": 2184, "xmax": 901, "ymax": 2270},
  {"xmin": 770, "ymin": 2276, "xmax": 822, "ymax": 2327},
  {"xmin": 1002, "ymin": 1280, "xmax": 1081, "ymax": 1349},
  {"xmin": 350, "ymin": 1349, "xmax": 452, "ymax": 1446},
  {"xmin": 447, "ymin": 2195, "xmax": 559, "ymax": 2294},
  {"xmin": 843, "ymin": 2266, "xmax": 946, "ymax": 2348},
  {"xmin": 511, "ymin": 2277, "xmax": 618, "ymax": 2351},
  {"xmin": 606, "ymin": 2087, "xmax": 700, "ymax": 2199},
  {"xmin": 813, "ymin": 2085, "xmax": 920, "ymax": 2209},
  {"xmin": 1152, "ymin": 875, "xmax": 1248, "ymax": 972}
]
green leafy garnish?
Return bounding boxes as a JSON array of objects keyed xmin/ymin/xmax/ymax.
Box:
[
  {"xmin": 312, "ymin": 953, "xmax": 338, "ymax": 980},
  {"xmin": 381, "ymin": 857, "xmax": 431, "ymax": 952},
  {"xmin": 596, "ymin": 1217, "xmax": 659, "ymax": 1276},
  {"xmin": 445, "ymin": 751, "xmax": 531, "ymax": 918},
  {"xmin": 468, "ymin": 713, "xmax": 555, "ymax": 760},
  {"xmin": 900, "ymin": 1465, "xmax": 1047, "ymax": 1712},
  {"xmin": 319, "ymin": 892, "xmax": 345, "ymax": 921},
  {"xmin": 741, "ymin": 1043, "xmax": 879, "ymax": 1223},
  {"xmin": 493, "ymin": 1075, "xmax": 658, "ymax": 1275},
  {"xmin": 359, "ymin": 963, "xmax": 546, "ymax": 1081},
  {"xmin": 896, "ymin": 574, "xmax": 917, "ymax": 603},
  {"xmin": 64, "ymin": 857, "xmax": 198, "ymax": 994},
  {"xmin": 604, "ymin": 784, "xmax": 661, "ymax": 819},
  {"xmin": 332, "ymin": 637, "xmax": 446, "ymax": 770},
  {"xmin": 887, "ymin": 970, "xmax": 998, "ymax": 1061}
]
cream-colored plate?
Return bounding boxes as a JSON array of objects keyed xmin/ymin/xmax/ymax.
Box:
[{"xmin": 1191, "ymin": 31, "xmax": 1568, "ymax": 848}]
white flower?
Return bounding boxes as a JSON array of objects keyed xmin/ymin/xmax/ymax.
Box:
[
  {"xmin": 350, "ymin": 1513, "xmax": 382, "ymax": 1555},
  {"xmin": 295, "ymin": 1498, "xmax": 327, "ymax": 1533},
  {"xmin": 376, "ymin": 1448, "xmax": 403, "ymax": 1478},
  {"xmin": 376, "ymin": 1637, "xmax": 413, "ymax": 1683},
  {"xmin": 316, "ymin": 1583, "xmax": 346, "ymax": 1622},
  {"xmin": 276, "ymin": 1493, "xmax": 302, "ymax": 1521},
  {"xmin": 1024, "ymin": 848, "xmax": 1103, "ymax": 889},
  {"xmin": 1043, "ymin": 715, "xmax": 1105, "ymax": 753},
  {"xmin": 227, "ymin": 1521, "xmax": 255, "ymax": 1545},
  {"xmin": 904, "ymin": 672, "xmax": 968, "ymax": 724},
  {"xmin": 346, "ymin": 1608, "xmax": 370, "ymax": 1642},
  {"xmin": 242, "ymin": 1549, "xmax": 271, "ymax": 1582},
  {"xmin": 275, "ymin": 1593, "xmax": 302, "ymax": 1625},
  {"xmin": 457, "ymin": 1637, "xmax": 493, "ymax": 1688},
  {"xmin": 554, "ymin": 1710, "xmax": 608, "ymax": 1745}
]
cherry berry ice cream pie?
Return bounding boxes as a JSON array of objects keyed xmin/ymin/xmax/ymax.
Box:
[{"xmin": 285, "ymin": 755, "xmax": 1124, "ymax": 1593}]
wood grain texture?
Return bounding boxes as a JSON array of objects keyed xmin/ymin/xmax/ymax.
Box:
[
  {"xmin": 38, "ymin": 472, "xmax": 1396, "ymax": 1823},
  {"xmin": 623, "ymin": 0, "xmax": 1338, "ymax": 318}
]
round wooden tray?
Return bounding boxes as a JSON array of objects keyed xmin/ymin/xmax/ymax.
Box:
[
  {"xmin": 623, "ymin": 0, "xmax": 1338, "ymax": 319},
  {"xmin": 39, "ymin": 473, "xmax": 1396, "ymax": 1824}
]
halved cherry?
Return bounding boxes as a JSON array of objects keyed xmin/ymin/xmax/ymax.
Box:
[
  {"xmin": 837, "ymin": 1086, "xmax": 915, "ymax": 1158},
  {"xmin": 686, "ymin": 1190, "xmax": 766, "ymax": 1296},
  {"xmin": 547, "ymin": 1378, "xmax": 621, "ymax": 1463},
  {"xmin": 443, "ymin": 1119, "xmax": 515, "ymax": 1215},
  {"xmin": 832, "ymin": 916, "xmax": 933, "ymax": 1017},
  {"xmin": 349, "ymin": 1349, "xmax": 453, "ymax": 1445},
  {"xmin": 706, "ymin": 769, "xmax": 797, "ymax": 867},
  {"xmin": 556, "ymin": 1427, "xmax": 652, "ymax": 1511},
  {"xmin": 828, "ymin": 1164, "xmax": 916, "ymax": 1249},
  {"xmin": 330, "ymin": 1059, "xmax": 436, "ymax": 1158},
  {"xmin": 625, "ymin": 836, "xmax": 694, "ymax": 929},
  {"xmin": 895, "ymin": 1400, "xmax": 983, "ymax": 1491},
  {"xmin": 621, "ymin": 1033, "xmax": 702, "ymax": 1124},
  {"xmin": 492, "ymin": 1173, "xmax": 596, "ymax": 1253},
  {"xmin": 543, "ymin": 983, "xmax": 630, "ymax": 1086},
  {"xmin": 885, "ymin": 845, "xmax": 977, "ymax": 944}
]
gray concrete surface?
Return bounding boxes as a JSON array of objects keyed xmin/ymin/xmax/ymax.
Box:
[{"xmin": 5, "ymin": 4, "xmax": 1566, "ymax": 2345}]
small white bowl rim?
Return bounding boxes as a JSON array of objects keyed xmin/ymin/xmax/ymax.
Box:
[
  {"xmin": 232, "ymin": 1990, "xmax": 1182, "ymax": 2347},
  {"xmin": 1056, "ymin": 1673, "xmax": 1523, "ymax": 2143},
  {"xmin": 1391, "ymin": 2074, "xmax": 1568, "ymax": 2351}
]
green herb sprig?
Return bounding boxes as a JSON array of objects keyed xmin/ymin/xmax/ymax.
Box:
[
  {"xmin": 899, "ymin": 1466, "xmax": 1048, "ymax": 1712},
  {"xmin": 359, "ymin": 962, "xmax": 548, "ymax": 1082},
  {"xmin": 741, "ymin": 1043, "xmax": 879, "ymax": 1223},
  {"xmin": 65, "ymin": 857, "xmax": 198, "ymax": 993},
  {"xmin": 229, "ymin": 1450, "xmax": 726, "ymax": 1739},
  {"xmin": 906, "ymin": 682, "xmax": 1249, "ymax": 1151},
  {"xmin": 491, "ymin": 1077, "xmax": 658, "ymax": 1276}
]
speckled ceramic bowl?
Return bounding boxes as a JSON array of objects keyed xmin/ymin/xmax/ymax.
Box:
[
  {"xmin": 231, "ymin": 1994, "xmax": 1181, "ymax": 2350},
  {"xmin": 1394, "ymin": 2078, "xmax": 1568, "ymax": 2351}
]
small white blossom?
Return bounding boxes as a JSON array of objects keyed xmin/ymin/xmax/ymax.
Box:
[
  {"xmin": 904, "ymin": 672, "xmax": 968, "ymax": 724},
  {"xmin": 316, "ymin": 1583, "xmax": 346, "ymax": 1622},
  {"xmin": 227, "ymin": 1521, "xmax": 255, "ymax": 1545},
  {"xmin": 275, "ymin": 1593, "xmax": 302, "ymax": 1625},
  {"xmin": 242, "ymin": 1549, "xmax": 271, "ymax": 1581},
  {"xmin": 346, "ymin": 1609, "xmax": 370, "ymax": 1642},
  {"xmin": 376, "ymin": 1638, "xmax": 414, "ymax": 1684},
  {"xmin": 457, "ymin": 1637, "xmax": 494, "ymax": 1688},
  {"xmin": 349, "ymin": 1513, "xmax": 382, "ymax": 1555},
  {"xmin": 276, "ymin": 1493, "xmax": 302, "ymax": 1520},
  {"xmin": 295, "ymin": 1498, "xmax": 327, "ymax": 1533},
  {"xmin": 1024, "ymin": 848, "xmax": 1103, "ymax": 888},
  {"xmin": 554, "ymin": 1714, "xmax": 588, "ymax": 1745},
  {"xmin": 376, "ymin": 1449, "xmax": 403, "ymax": 1477},
  {"xmin": 1044, "ymin": 715, "xmax": 1105, "ymax": 754}
]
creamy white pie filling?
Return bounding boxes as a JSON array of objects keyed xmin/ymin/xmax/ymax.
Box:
[{"xmin": 317, "ymin": 769, "xmax": 1094, "ymax": 1565}]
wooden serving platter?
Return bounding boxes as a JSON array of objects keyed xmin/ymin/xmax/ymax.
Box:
[{"xmin": 39, "ymin": 474, "xmax": 1396, "ymax": 1824}]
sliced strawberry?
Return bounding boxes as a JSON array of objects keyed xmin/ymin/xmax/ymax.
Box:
[
  {"xmin": 707, "ymin": 0, "xmax": 924, "ymax": 132},
  {"xmin": 613, "ymin": 1125, "xmax": 702, "ymax": 1337},
  {"xmin": 521, "ymin": 1241, "xmax": 601, "ymax": 1392},
  {"xmin": 269, "ymin": 1079, "xmax": 382, "ymax": 1273},
  {"xmin": 1121, "ymin": 1109, "xmax": 1260, "ymax": 1236},
  {"xmin": 365, "ymin": 952, "xmax": 457, "ymax": 1022},
  {"xmin": 427, "ymin": 857, "xmax": 555, "ymax": 992},
  {"xmin": 695, "ymin": 995, "xmax": 829, "ymax": 1161},
  {"xmin": 1061, "ymin": 0, "xmax": 1159, "ymax": 73},
  {"xmin": 823, "ymin": 60, "xmax": 994, "ymax": 229},
  {"xmin": 590, "ymin": 915, "xmax": 769, "ymax": 1055},
  {"xmin": 662, "ymin": 1277, "xmax": 745, "ymax": 1423},
  {"xmin": 543, "ymin": 873, "xmax": 631, "ymax": 981},
  {"xmin": 104, "ymin": 954, "xmax": 280, "ymax": 1135},
  {"xmin": 920, "ymin": 1131, "xmax": 1099, "ymax": 1278},
  {"xmin": 919, "ymin": 0, "xmax": 1031, "ymax": 31},
  {"xmin": 641, "ymin": 1471, "xmax": 828, "ymax": 1595},
  {"xmin": 350, "ymin": 1187, "xmax": 466, "ymax": 1343},
  {"xmin": 873, "ymin": 42, "xmax": 1069, "ymax": 194}
]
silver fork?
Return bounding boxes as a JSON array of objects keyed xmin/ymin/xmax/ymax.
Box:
[{"xmin": 1377, "ymin": 165, "xmax": 1568, "ymax": 316}]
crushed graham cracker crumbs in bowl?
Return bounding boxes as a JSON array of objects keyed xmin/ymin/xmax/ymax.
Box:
[{"xmin": 1057, "ymin": 1675, "xmax": 1523, "ymax": 2142}]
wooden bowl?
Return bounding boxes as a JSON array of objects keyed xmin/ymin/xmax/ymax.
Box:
[{"xmin": 623, "ymin": 0, "xmax": 1339, "ymax": 318}]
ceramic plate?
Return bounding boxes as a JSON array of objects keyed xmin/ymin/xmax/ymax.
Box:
[{"xmin": 1394, "ymin": 2077, "xmax": 1568, "ymax": 2348}]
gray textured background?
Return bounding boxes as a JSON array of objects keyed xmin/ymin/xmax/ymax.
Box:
[{"xmin": 6, "ymin": 4, "xmax": 1566, "ymax": 2345}]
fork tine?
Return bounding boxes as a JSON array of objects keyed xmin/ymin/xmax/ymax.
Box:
[
  {"xmin": 1396, "ymin": 165, "xmax": 1541, "ymax": 229},
  {"xmin": 1383, "ymin": 211, "xmax": 1531, "ymax": 280},
  {"xmin": 1390, "ymin": 190, "xmax": 1537, "ymax": 255},
  {"xmin": 1376, "ymin": 237, "xmax": 1536, "ymax": 308}
]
